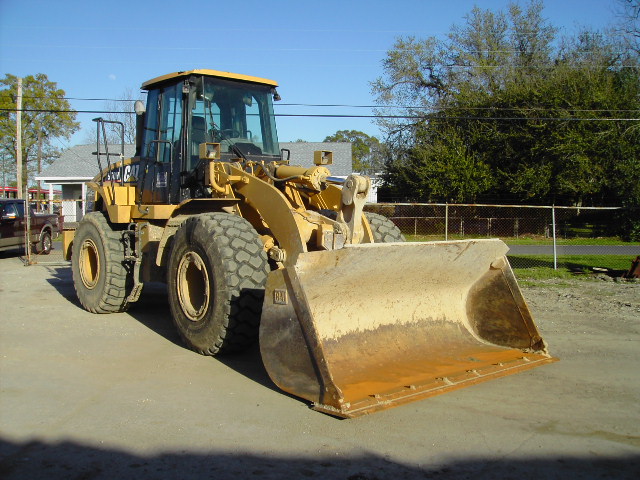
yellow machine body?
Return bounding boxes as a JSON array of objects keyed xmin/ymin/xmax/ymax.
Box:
[{"xmin": 69, "ymin": 69, "xmax": 556, "ymax": 418}]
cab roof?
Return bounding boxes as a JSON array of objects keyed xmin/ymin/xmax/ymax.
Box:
[{"xmin": 141, "ymin": 69, "xmax": 278, "ymax": 90}]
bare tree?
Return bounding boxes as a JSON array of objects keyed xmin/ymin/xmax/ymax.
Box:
[
  {"xmin": 615, "ymin": 0, "xmax": 640, "ymax": 54},
  {"xmin": 84, "ymin": 88, "xmax": 144, "ymax": 145}
]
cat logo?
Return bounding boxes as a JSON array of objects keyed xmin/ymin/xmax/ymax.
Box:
[{"xmin": 104, "ymin": 163, "xmax": 140, "ymax": 183}]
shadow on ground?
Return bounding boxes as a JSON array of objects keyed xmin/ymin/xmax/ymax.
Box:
[
  {"xmin": 1, "ymin": 438, "xmax": 638, "ymax": 480},
  {"xmin": 0, "ymin": 248, "xmax": 26, "ymax": 262},
  {"xmin": 42, "ymin": 265, "xmax": 288, "ymax": 398}
]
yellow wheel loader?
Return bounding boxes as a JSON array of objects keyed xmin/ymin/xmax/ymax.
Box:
[{"xmin": 66, "ymin": 69, "xmax": 556, "ymax": 418}]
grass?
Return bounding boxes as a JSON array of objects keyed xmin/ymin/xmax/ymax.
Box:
[
  {"xmin": 512, "ymin": 268, "xmax": 576, "ymax": 287},
  {"xmin": 405, "ymin": 234, "xmax": 639, "ymax": 245},
  {"xmin": 404, "ymin": 233, "xmax": 637, "ymax": 282},
  {"xmin": 509, "ymin": 254, "xmax": 634, "ymax": 284},
  {"xmin": 507, "ymin": 237, "xmax": 639, "ymax": 246},
  {"xmin": 508, "ymin": 254, "xmax": 633, "ymax": 271}
]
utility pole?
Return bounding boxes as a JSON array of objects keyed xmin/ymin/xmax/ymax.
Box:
[
  {"xmin": 16, "ymin": 77, "xmax": 23, "ymax": 199},
  {"xmin": 1, "ymin": 154, "xmax": 6, "ymax": 197}
]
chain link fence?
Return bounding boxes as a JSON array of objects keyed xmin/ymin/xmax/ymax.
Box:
[
  {"xmin": 22, "ymin": 198, "xmax": 639, "ymax": 275},
  {"xmin": 366, "ymin": 203, "xmax": 640, "ymax": 274},
  {"xmin": 23, "ymin": 198, "xmax": 82, "ymax": 265}
]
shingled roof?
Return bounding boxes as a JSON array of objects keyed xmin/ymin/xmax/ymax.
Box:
[
  {"xmin": 36, "ymin": 142, "xmax": 352, "ymax": 183},
  {"xmin": 36, "ymin": 144, "xmax": 136, "ymax": 182},
  {"xmin": 282, "ymin": 142, "xmax": 352, "ymax": 176}
]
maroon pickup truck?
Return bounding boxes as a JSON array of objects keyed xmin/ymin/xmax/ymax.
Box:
[{"xmin": 0, "ymin": 198, "xmax": 62, "ymax": 254}]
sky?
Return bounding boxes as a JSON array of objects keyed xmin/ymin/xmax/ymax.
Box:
[{"xmin": 0, "ymin": 0, "xmax": 623, "ymax": 149}]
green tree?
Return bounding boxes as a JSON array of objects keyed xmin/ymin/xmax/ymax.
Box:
[
  {"xmin": 372, "ymin": 1, "xmax": 640, "ymax": 209},
  {"xmin": 383, "ymin": 123, "xmax": 494, "ymax": 202},
  {"xmin": 0, "ymin": 73, "xmax": 79, "ymax": 186},
  {"xmin": 323, "ymin": 129, "xmax": 385, "ymax": 174}
]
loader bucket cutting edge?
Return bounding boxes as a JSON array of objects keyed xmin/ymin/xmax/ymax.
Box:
[{"xmin": 259, "ymin": 239, "xmax": 558, "ymax": 418}]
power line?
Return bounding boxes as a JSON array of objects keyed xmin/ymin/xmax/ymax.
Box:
[
  {"xmin": 5, "ymin": 98, "xmax": 639, "ymax": 114},
  {"xmin": 1, "ymin": 108, "xmax": 638, "ymax": 122},
  {"xmin": 20, "ymin": 96, "xmax": 140, "ymax": 102},
  {"xmin": 275, "ymin": 114, "xmax": 640, "ymax": 121},
  {"xmin": 281, "ymin": 103, "xmax": 640, "ymax": 113}
]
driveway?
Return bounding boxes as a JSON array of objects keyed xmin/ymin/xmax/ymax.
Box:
[{"xmin": 1, "ymin": 252, "xmax": 638, "ymax": 479}]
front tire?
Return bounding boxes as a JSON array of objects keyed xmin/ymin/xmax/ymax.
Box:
[
  {"xmin": 167, "ymin": 213, "xmax": 269, "ymax": 355},
  {"xmin": 71, "ymin": 212, "xmax": 132, "ymax": 313}
]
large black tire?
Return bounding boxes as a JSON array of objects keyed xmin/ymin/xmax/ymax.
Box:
[
  {"xmin": 71, "ymin": 212, "xmax": 132, "ymax": 313},
  {"xmin": 167, "ymin": 213, "xmax": 269, "ymax": 355},
  {"xmin": 365, "ymin": 212, "xmax": 405, "ymax": 242}
]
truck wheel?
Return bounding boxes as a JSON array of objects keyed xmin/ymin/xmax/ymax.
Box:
[
  {"xmin": 365, "ymin": 212, "xmax": 405, "ymax": 242},
  {"xmin": 37, "ymin": 230, "xmax": 52, "ymax": 255},
  {"xmin": 167, "ymin": 213, "xmax": 269, "ymax": 355},
  {"xmin": 71, "ymin": 212, "xmax": 131, "ymax": 313}
]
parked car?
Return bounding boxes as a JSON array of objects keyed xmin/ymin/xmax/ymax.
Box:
[{"xmin": 0, "ymin": 198, "xmax": 62, "ymax": 254}]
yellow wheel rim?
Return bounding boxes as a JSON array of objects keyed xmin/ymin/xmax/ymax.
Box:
[
  {"xmin": 79, "ymin": 238, "xmax": 100, "ymax": 289},
  {"xmin": 177, "ymin": 251, "xmax": 210, "ymax": 321}
]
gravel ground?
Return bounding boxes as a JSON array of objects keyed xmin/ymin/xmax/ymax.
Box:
[{"xmin": 0, "ymin": 251, "xmax": 639, "ymax": 479}]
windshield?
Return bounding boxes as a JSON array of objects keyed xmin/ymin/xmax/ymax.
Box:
[{"xmin": 189, "ymin": 76, "xmax": 280, "ymax": 167}]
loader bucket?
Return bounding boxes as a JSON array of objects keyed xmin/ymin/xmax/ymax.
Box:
[{"xmin": 260, "ymin": 239, "xmax": 557, "ymax": 418}]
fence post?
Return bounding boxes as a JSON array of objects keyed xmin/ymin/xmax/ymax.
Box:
[
  {"xmin": 552, "ymin": 206, "xmax": 557, "ymax": 270},
  {"xmin": 24, "ymin": 187, "xmax": 33, "ymax": 265},
  {"xmin": 445, "ymin": 203, "xmax": 449, "ymax": 241}
]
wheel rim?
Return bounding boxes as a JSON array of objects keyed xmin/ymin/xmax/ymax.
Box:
[
  {"xmin": 43, "ymin": 234, "xmax": 51, "ymax": 253},
  {"xmin": 177, "ymin": 251, "xmax": 210, "ymax": 322},
  {"xmin": 79, "ymin": 238, "xmax": 100, "ymax": 289}
]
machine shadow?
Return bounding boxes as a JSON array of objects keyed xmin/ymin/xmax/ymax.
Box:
[
  {"xmin": 127, "ymin": 282, "xmax": 281, "ymax": 394},
  {"xmin": 42, "ymin": 265, "xmax": 300, "ymax": 401},
  {"xmin": 1, "ymin": 438, "xmax": 639, "ymax": 480},
  {"xmin": 43, "ymin": 265, "xmax": 82, "ymax": 308}
]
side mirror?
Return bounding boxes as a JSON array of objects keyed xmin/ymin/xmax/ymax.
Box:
[
  {"xmin": 2, "ymin": 212, "xmax": 17, "ymax": 221},
  {"xmin": 134, "ymin": 100, "xmax": 146, "ymax": 116},
  {"xmin": 199, "ymin": 143, "xmax": 221, "ymax": 160},
  {"xmin": 314, "ymin": 150, "xmax": 333, "ymax": 166}
]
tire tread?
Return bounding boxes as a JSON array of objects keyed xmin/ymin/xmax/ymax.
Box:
[{"xmin": 72, "ymin": 211, "xmax": 131, "ymax": 314}]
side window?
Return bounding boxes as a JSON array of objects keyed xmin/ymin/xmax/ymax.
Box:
[
  {"xmin": 141, "ymin": 89, "xmax": 159, "ymax": 159},
  {"xmin": 4, "ymin": 203, "xmax": 17, "ymax": 217},
  {"xmin": 245, "ymin": 95, "xmax": 262, "ymax": 146},
  {"xmin": 14, "ymin": 202, "xmax": 24, "ymax": 217},
  {"xmin": 158, "ymin": 84, "xmax": 183, "ymax": 164},
  {"xmin": 140, "ymin": 85, "xmax": 183, "ymax": 164}
]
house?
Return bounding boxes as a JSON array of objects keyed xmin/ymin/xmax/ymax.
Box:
[
  {"xmin": 36, "ymin": 142, "xmax": 355, "ymax": 222},
  {"xmin": 36, "ymin": 144, "xmax": 135, "ymax": 222}
]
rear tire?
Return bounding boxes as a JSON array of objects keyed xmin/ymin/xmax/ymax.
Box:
[
  {"xmin": 319, "ymin": 209, "xmax": 405, "ymax": 243},
  {"xmin": 71, "ymin": 212, "xmax": 132, "ymax": 313},
  {"xmin": 167, "ymin": 213, "xmax": 269, "ymax": 355},
  {"xmin": 365, "ymin": 212, "xmax": 405, "ymax": 242}
]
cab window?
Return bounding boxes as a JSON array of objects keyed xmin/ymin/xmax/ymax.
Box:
[{"xmin": 141, "ymin": 84, "xmax": 184, "ymax": 163}]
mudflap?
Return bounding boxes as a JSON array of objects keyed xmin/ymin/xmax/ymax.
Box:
[{"xmin": 259, "ymin": 239, "xmax": 558, "ymax": 418}]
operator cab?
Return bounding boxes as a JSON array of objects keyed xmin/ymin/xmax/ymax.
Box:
[
  {"xmin": 136, "ymin": 69, "xmax": 281, "ymax": 203},
  {"xmin": 188, "ymin": 76, "xmax": 281, "ymax": 167}
]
